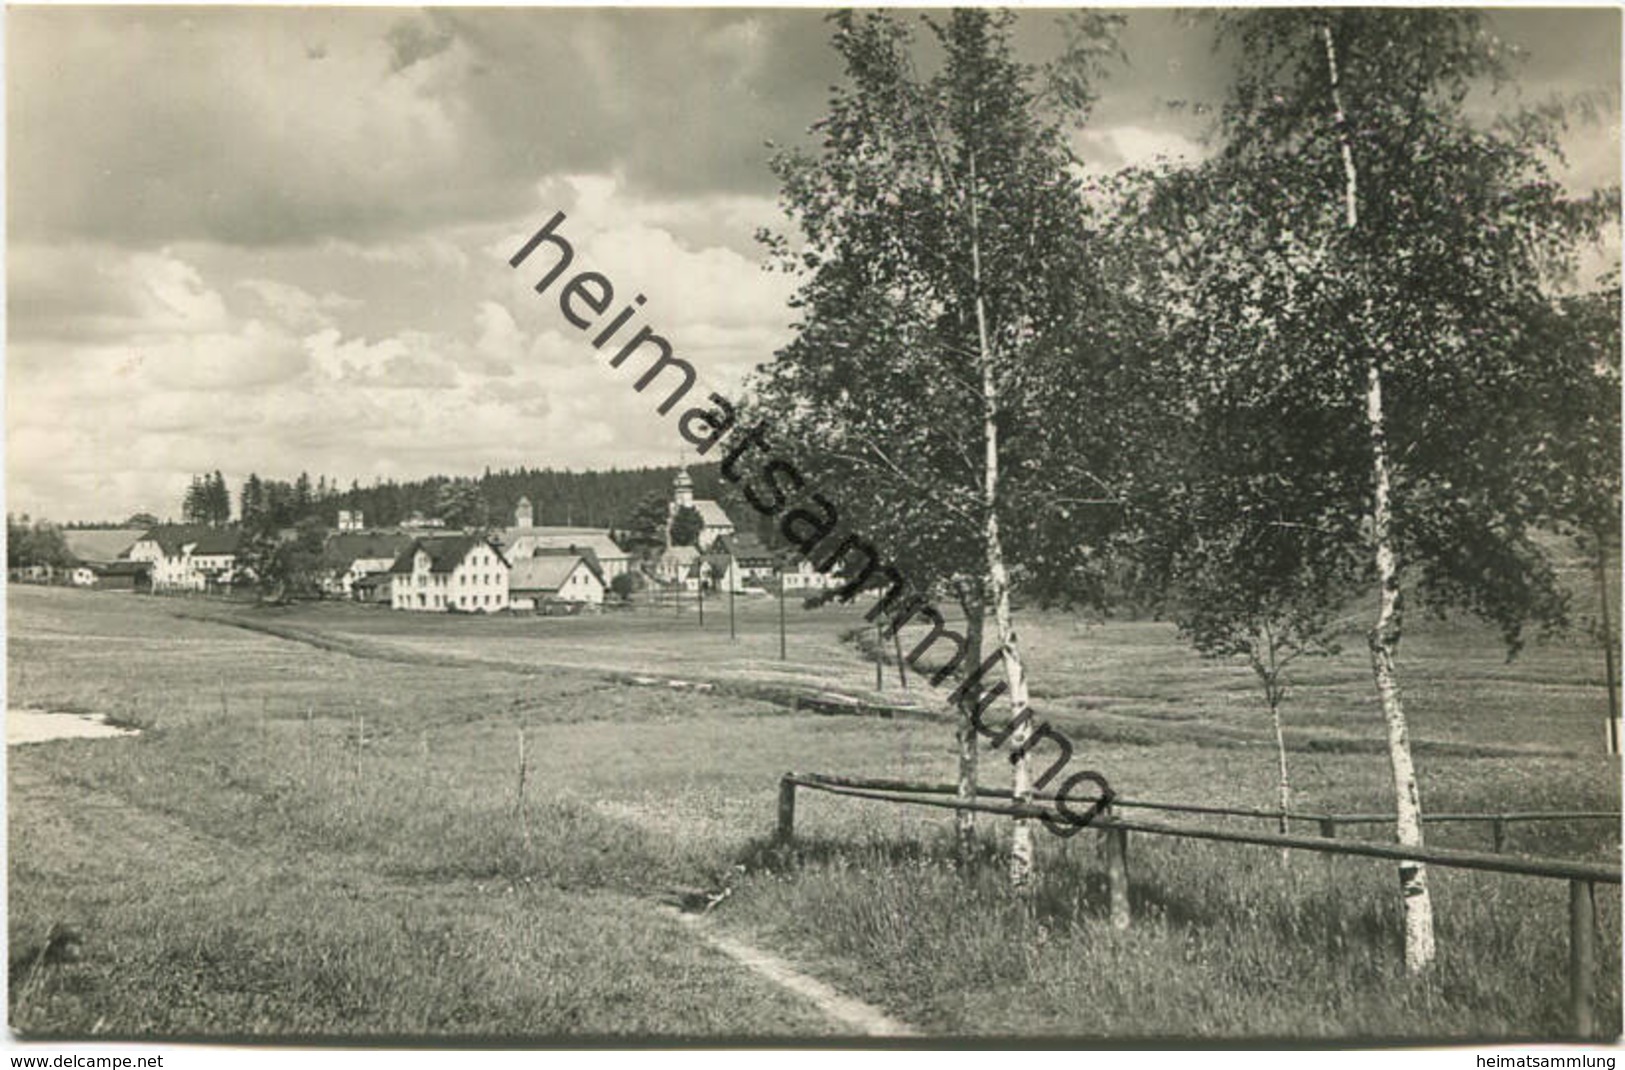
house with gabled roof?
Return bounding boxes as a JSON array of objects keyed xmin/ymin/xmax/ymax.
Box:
[
  {"xmin": 389, "ymin": 533, "xmax": 509, "ymax": 612},
  {"xmin": 319, "ymin": 530, "xmax": 415, "ymax": 599},
  {"xmin": 653, "ymin": 544, "xmax": 703, "ymax": 589},
  {"xmin": 708, "ymin": 532, "xmax": 779, "ymax": 584},
  {"xmin": 698, "ymin": 552, "xmax": 742, "ymax": 593},
  {"xmin": 498, "ymin": 498, "xmax": 631, "ymax": 579},
  {"xmin": 509, "ymin": 549, "xmax": 605, "ymax": 610},
  {"xmin": 128, "ymin": 525, "xmax": 240, "ymax": 591}
]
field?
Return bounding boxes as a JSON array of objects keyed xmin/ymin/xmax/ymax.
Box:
[{"xmin": 7, "ymin": 583, "xmax": 1621, "ymax": 1040}]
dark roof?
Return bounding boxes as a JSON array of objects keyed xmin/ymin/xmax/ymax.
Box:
[
  {"xmin": 137, "ymin": 524, "xmax": 215, "ymax": 557},
  {"xmin": 191, "ymin": 529, "xmax": 242, "ymax": 555},
  {"xmin": 93, "ymin": 560, "xmax": 151, "ymax": 577},
  {"xmin": 713, "ymin": 533, "xmax": 776, "ymax": 561},
  {"xmin": 322, "ymin": 531, "xmax": 415, "ymax": 570},
  {"xmin": 389, "ymin": 534, "xmax": 508, "ymax": 575}
]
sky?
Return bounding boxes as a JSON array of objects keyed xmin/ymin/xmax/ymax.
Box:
[{"xmin": 6, "ymin": 5, "xmax": 1620, "ymax": 524}]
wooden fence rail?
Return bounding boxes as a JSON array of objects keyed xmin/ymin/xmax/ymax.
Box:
[
  {"xmin": 777, "ymin": 772, "xmax": 1620, "ymax": 853},
  {"xmin": 773, "ymin": 771, "xmax": 1621, "ymax": 1035}
]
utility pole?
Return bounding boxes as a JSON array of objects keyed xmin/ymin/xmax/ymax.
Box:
[
  {"xmin": 728, "ymin": 558, "xmax": 737, "ymax": 642},
  {"xmin": 778, "ymin": 565, "xmax": 787, "ymax": 661}
]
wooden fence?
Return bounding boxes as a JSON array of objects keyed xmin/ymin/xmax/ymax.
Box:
[{"xmin": 774, "ymin": 771, "xmax": 1622, "ymax": 1035}]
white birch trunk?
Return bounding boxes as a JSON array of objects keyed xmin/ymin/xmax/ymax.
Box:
[
  {"xmin": 1270, "ymin": 696, "xmax": 1290, "ymax": 836},
  {"xmin": 955, "ymin": 591, "xmax": 983, "ymax": 863},
  {"xmin": 1322, "ymin": 22, "xmax": 1437, "ymax": 973},
  {"xmin": 967, "ymin": 143, "xmax": 1036, "ymax": 889}
]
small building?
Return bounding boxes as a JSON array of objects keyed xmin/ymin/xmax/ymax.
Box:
[
  {"xmin": 509, "ymin": 550, "xmax": 605, "ymax": 610},
  {"xmin": 698, "ymin": 552, "xmax": 742, "ymax": 593},
  {"xmin": 352, "ymin": 571, "xmax": 392, "ymax": 604},
  {"xmin": 654, "ymin": 544, "xmax": 703, "ymax": 589},
  {"xmin": 780, "ymin": 557, "xmax": 835, "ymax": 591},
  {"xmin": 708, "ymin": 533, "xmax": 779, "ymax": 584},
  {"xmin": 389, "ymin": 534, "xmax": 509, "ymax": 612},
  {"xmin": 336, "ymin": 509, "xmax": 365, "ymax": 532},
  {"xmin": 320, "ymin": 530, "xmax": 415, "ymax": 599},
  {"xmin": 91, "ymin": 560, "xmax": 151, "ymax": 592}
]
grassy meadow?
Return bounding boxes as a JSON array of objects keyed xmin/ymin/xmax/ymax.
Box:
[{"xmin": 7, "ymin": 582, "xmax": 1620, "ymax": 1040}]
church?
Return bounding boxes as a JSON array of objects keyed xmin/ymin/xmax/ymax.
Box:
[{"xmin": 667, "ymin": 468, "xmax": 734, "ymax": 547}]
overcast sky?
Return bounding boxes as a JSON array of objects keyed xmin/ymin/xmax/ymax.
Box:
[{"xmin": 7, "ymin": 6, "xmax": 1620, "ymax": 523}]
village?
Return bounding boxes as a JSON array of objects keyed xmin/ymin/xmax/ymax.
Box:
[{"xmin": 12, "ymin": 468, "xmax": 843, "ymax": 613}]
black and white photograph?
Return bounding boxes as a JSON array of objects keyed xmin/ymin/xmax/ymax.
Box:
[{"xmin": 5, "ymin": 3, "xmax": 1622, "ymax": 1052}]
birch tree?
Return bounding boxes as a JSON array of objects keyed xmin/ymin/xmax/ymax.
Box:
[
  {"xmin": 750, "ymin": 9, "xmax": 1137, "ymax": 881},
  {"xmin": 1169, "ymin": 10, "xmax": 1618, "ymax": 971}
]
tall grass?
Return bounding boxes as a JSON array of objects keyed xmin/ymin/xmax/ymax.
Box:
[{"xmin": 723, "ymin": 828, "xmax": 1622, "ymax": 1039}]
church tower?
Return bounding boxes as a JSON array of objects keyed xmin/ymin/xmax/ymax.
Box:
[
  {"xmin": 515, "ymin": 495, "xmax": 534, "ymax": 529},
  {"xmin": 672, "ymin": 468, "xmax": 694, "ymax": 511}
]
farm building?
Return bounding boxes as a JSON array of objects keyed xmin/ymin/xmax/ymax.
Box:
[
  {"xmin": 708, "ymin": 533, "xmax": 779, "ymax": 583},
  {"xmin": 653, "ymin": 544, "xmax": 703, "ymax": 589},
  {"xmin": 189, "ymin": 530, "xmax": 242, "ymax": 591},
  {"xmin": 128, "ymin": 525, "xmax": 240, "ymax": 592},
  {"xmin": 352, "ymin": 571, "xmax": 391, "ymax": 604},
  {"xmin": 697, "ymin": 553, "xmax": 743, "ymax": 593},
  {"xmin": 509, "ymin": 550, "xmax": 605, "ymax": 609},
  {"xmin": 90, "ymin": 560, "xmax": 152, "ymax": 592},
  {"xmin": 319, "ymin": 530, "xmax": 415, "ymax": 599},
  {"xmin": 780, "ymin": 556, "xmax": 836, "ymax": 591},
  {"xmin": 499, "ymin": 498, "xmax": 632, "ymax": 579},
  {"xmin": 389, "ymin": 533, "xmax": 509, "ymax": 612}
]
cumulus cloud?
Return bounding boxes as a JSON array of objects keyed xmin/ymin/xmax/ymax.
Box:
[{"xmin": 5, "ymin": 8, "xmax": 1617, "ymax": 521}]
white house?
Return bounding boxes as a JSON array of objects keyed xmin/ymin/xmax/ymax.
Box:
[
  {"xmin": 510, "ymin": 551, "xmax": 606, "ymax": 609},
  {"xmin": 653, "ymin": 544, "xmax": 703, "ymax": 589},
  {"xmin": 708, "ymin": 533, "xmax": 779, "ymax": 584},
  {"xmin": 780, "ymin": 557, "xmax": 835, "ymax": 591},
  {"xmin": 128, "ymin": 526, "xmax": 240, "ymax": 592},
  {"xmin": 389, "ymin": 534, "xmax": 509, "ymax": 612}
]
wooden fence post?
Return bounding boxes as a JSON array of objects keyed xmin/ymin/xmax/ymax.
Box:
[
  {"xmin": 1491, "ymin": 818, "xmax": 1506, "ymax": 854},
  {"xmin": 1105, "ymin": 811, "xmax": 1131, "ymax": 930},
  {"xmin": 777, "ymin": 776, "xmax": 797, "ymax": 845},
  {"xmin": 1571, "ymin": 878, "xmax": 1596, "ymax": 1036},
  {"xmin": 1317, "ymin": 818, "xmax": 1337, "ymax": 877}
]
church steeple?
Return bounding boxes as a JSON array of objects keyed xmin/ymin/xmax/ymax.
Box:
[
  {"xmin": 672, "ymin": 468, "xmax": 694, "ymax": 510},
  {"xmin": 515, "ymin": 495, "xmax": 534, "ymax": 529}
]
